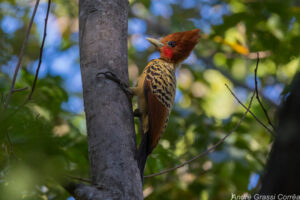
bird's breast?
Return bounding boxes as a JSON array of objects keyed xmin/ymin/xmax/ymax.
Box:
[{"xmin": 144, "ymin": 59, "xmax": 176, "ymax": 111}]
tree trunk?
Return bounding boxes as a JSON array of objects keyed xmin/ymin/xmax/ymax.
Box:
[
  {"xmin": 259, "ymin": 73, "xmax": 300, "ymax": 194},
  {"xmin": 72, "ymin": 0, "xmax": 143, "ymax": 199}
]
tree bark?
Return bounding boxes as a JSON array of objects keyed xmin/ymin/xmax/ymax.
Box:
[
  {"xmin": 259, "ymin": 73, "xmax": 300, "ymax": 194},
  {"xmin": 76, "ymin": 0, "xmax": 143, "ymax": 199}
]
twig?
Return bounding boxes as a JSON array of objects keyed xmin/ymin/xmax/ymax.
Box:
[
  {"xmin": 254, "ymin": 52, "xmax": 276, "ymax": 131},
  {"xmin": 12, "ymin": 87, "xmax": 29, "ymax": 93},
  {"xmin": 28, "ymin": 0, "xmax": 51, "ymax": 100},
  {"xmin": 4, "ymin": 0, "xmax": 41, "ymax": 108},
  {"xmin": 225, "ymin": 84, "xmax": 275, "ymax": 137},
  {"xmin": 144, "ymin": 88, "xmax": 256, "ymax": 178},
  {"xmin": 66, "ymin": 175, "xmax": 91, "ymax": 184}
]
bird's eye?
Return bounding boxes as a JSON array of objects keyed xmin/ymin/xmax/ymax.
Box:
[{"xmin": 167, "ymin": 41, "xmax": 176, "ymax": 48}]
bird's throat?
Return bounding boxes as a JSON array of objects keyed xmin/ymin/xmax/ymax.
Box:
[{"xmin": 162, "ymin": 46, "xmax": 173, "ymax": 59}]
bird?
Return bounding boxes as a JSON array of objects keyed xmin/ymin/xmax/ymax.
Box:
[{"xmin": 130, "ymin": 29, "xmax": 201, "ymax": 181}]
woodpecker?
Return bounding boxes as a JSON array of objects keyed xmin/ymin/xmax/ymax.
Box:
[{"xmin": 131, "ymin": 29, "xmax": 201, "ymax": 180}]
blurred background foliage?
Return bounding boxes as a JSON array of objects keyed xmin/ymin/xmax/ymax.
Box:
[{"xmin": 0, "ymin": 0, "xmax": 299, "ymax": 199}]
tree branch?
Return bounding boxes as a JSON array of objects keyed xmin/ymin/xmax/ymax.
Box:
[
  {"xmin": 223, "ymin": 53, "xmax": 275, "ymax": 137},
  {"xmin": 12, "ymin": 87, "xmax": 28, "ymax": 93},
  {"xmin": 4, "ymin": 0, "xmax": 40, "ymax": 108},
  {"xmin": 66, "ymin": 175, "xmax": 91, "ymax": 184},
  {"xmin": 254, "ymin": 52, "xmax": 276, "ymax": 131},
  {"xmin": 27, "ymin": 0, "xmax": 51, "ymax": 100},
  {"xmin": 225, "ymin": 84, "xmax": 275, "ymax": 137}
]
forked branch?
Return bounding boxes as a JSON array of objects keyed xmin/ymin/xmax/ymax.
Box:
[{"xmin": 4, "ymin": 0, "xmax": 41, "ymax": 108}]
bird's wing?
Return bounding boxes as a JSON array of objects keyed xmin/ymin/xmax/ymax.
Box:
[{"xmin": 144, "ymin": 79, "xmax": 170, "ymax": 153}]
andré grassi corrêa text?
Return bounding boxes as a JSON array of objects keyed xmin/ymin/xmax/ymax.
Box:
[{"xmin": 231, "ymin": 193, "xmax": 300, "ymax": 200}]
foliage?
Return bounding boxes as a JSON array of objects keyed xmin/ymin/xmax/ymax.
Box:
[{"xmin": 0, "ymin": 0, "xmax": 299, "ymax": 199}]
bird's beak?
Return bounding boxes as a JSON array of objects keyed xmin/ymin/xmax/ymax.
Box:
[{"xmin": 146, "ymin": 37, "xmax": 164, "ymax": 49}]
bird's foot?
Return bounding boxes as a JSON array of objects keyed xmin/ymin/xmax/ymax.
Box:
[{"xmin": 97, "ymin": 71, "xmax": 133, "ymax": 98}]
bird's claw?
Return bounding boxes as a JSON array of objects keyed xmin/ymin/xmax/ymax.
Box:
[
  {"xmin": 97, "ymin": 71, "xmax": 133, "ymax": 98},
  {"xmin": 97, "ymin": 71, "xmax": 118, "ymax": 81}
]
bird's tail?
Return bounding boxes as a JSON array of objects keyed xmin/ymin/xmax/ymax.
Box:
[{"xmin": 137, "ymin": 131, "xmax": 151, "ymax": 183}]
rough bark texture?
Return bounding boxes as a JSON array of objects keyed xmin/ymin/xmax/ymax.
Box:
[
  {"xmin": 259, "ymin": 73, "xmax": 300, "ymax": 194},
  {"xmin": 78, "ymin": 0, "xmax": 143, "ymax": 199}
]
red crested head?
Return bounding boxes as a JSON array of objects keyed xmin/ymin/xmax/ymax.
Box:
[{"xmin": 147, "ymin": 29, "xmax": 200, "ymax": 64}]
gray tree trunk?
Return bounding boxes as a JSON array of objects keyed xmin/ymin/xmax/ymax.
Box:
[{"xmin": 70, "ymin": 0, "xmax": 143, "ymax": 199}]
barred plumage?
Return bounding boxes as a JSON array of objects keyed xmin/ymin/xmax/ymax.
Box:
[{"xmin": 145, "ymin": 59, "xmax": 176, "ymax": 111}]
